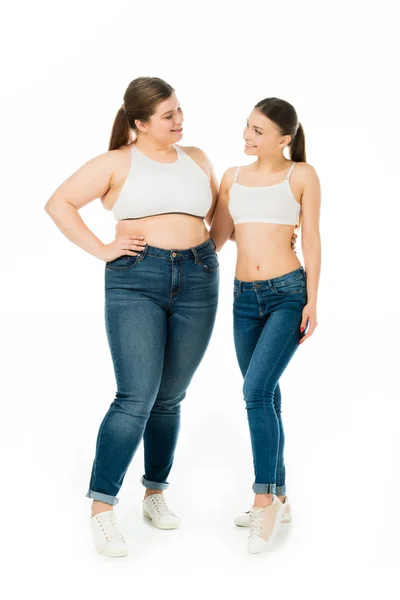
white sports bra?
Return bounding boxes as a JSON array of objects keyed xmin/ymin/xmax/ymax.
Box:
[
  {"xmin": 228, "ymin": 162, "xmax": 301, "ymax": 226},
  {"xmin": 112, "ymin": 144, "xmax": 213, "ymax": 221}
]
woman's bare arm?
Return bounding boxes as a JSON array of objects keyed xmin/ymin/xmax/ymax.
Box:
[
  {"xmin": 209, "ymin": 168, "xmax": 236, "ymax": 251},
  {"xmin": 203, "ymin": 155, "xmax": 219, "ymax": 228},
  {"xmin": 299, "ymin": 163, "xmax": 321, "ymax": 305},
  {"xmin": 44, "ymin": 151, "xmax": 145, "ymax": 261}
]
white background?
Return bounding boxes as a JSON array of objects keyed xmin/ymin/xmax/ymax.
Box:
[{"xmin": 1, "ymin": 0, "xmax": 399, "ymax": 597}]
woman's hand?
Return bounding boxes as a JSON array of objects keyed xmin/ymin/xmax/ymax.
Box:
[
  {"xmin": 299, "ymin": 303, "xmax": 318, "ymax": 344},
  {"xmin": 98, "ymin": 235, "xmax": 147, "ymax": 262},
  {"xmin": 291, "ymin": 231, "xmax": 298, "ymax": 253}
]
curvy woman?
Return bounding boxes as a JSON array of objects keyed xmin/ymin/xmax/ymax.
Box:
[
  {"xmin": 210, "ymin": 97, "xmax": 321, "ymax": 554},
  {"xmin": 44, "ymin": 77, "xmax": 222, "ymax": 558}
]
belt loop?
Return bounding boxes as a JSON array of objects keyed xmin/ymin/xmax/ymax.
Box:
[
  {"xmin": 191, "ymin": 247, "xmax": 199, "ymax": 264},
  {"xmin": 210, "ymin": 236, "xmax": 216, "ymax": 250},
  {"xmin": 139, "ymin": 243, "xmax": 148, "ymax": 261}
]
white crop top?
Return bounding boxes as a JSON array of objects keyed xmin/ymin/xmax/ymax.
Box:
[
  {"xmin": 112, "ymin": 144, "xmax": 213, "ymax": 221},
  {"xmin": 228, "ymin": 162, "xmax": 301, "ymax": 226}
]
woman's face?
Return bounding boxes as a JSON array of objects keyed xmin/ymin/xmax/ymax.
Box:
[
  {"xmin": 135, "ymin": 92, "xmax": 184, "ymax": 144},
  {"xmin": 243, "ymin": 108, "xmax": 290, "ymax": 157}
]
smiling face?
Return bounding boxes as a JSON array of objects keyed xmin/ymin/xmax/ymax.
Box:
[
  {"xmin": 134, "ymin": 92, "xmax": 184, "ymax": 145},
  {"xmin": 243, "ymin": 108, "xmax": 291, "ymax": 157}
]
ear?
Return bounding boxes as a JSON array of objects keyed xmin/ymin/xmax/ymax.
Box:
[
  {"xmin": 134, "ymin": 119, "xmax": 148, "ymax": 133},
  {"xmin": 279, "ymin": 134, "xmax": 292, "ymax": 148}
]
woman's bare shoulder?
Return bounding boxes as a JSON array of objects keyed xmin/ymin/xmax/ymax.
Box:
[
  {"xmin": 177, "ymin": 144, "xmax": 206, "ymax": 158},
  {"xmin": 293, "ymin": 161, "xmax": 319, "ymax": 181},
  {"xmin": 176, "ymin": 145, "xmax": 211, "ymax": 175},
  {"xmin": 220, "ymin": 165, "xmax": 239, "ymax": 187}
]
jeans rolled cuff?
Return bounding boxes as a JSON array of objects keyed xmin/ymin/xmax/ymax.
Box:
[
  {"xmin": 252, "ymin": 482, "xmax": 277, "ymax": 494},
  {"xmin": 275, "ymin": 485, "xmax": 287, "ymax": 496},
  {"xmin": 141, "ymin": 476, "xmax": 169, "ymax": 491},
  {"xmin": 85, "ymin": 490, "xmax": 119, "ymax": 505}
]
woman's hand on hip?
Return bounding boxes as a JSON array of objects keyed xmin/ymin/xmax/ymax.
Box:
[
  {"xmin": 98, "ymin": 235, "xmax": 147, "ymax": 262},
  {"xmin": 291, "ymin": 231, "xmax": 298, "ymax": 253}
]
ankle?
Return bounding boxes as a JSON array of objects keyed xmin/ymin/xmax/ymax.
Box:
[
  {"xmin": 253, "ymin": 493, "xmax": 274, "ymax": 508},
  {"xmin": 91, "ymin": 500, "xmax": 113, "ymax": 518},
  {"xmin": 144, "ymin": 489, "xmax": 163, "ymax": 499}
]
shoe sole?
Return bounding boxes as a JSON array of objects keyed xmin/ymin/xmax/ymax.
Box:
[
  {"xmin": 143, "ymin": 507, "xmax": 180, "ymax": 530},
  {"xmin": 97, "ymin": 547, "xmax": 128, "ymax": 558}
]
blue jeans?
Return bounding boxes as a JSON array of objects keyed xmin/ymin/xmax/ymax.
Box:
[
  {"xmin": 86, "ymin": 238, "xmax": 219, "ymax": 505},
  {"xmin": 233, "ymin": 267, "xmax": 308, "ymax": 495}
]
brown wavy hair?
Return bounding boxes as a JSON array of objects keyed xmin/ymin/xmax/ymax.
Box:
[
  {"xmin": 108, "ymin": 77, "xmax": 175, "ymax": 151},
  {"xmin": 255, "ymin": 97, "xmax": 306, "ymax": 230}
]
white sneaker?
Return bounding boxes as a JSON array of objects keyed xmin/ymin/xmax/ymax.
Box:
[
  {"xmin": 143, "ymin": 493, "xmax": 180, "ymax": 530},
  {"xmin": 90, "ymin": 510, "xmax": 128, "ymax": 557},
  {"xmin": 247, "ymin": 494, "xmax": 286, "ymax": 554},
  {"xmin": 234, "ymin": 495, "xmax": 292, "ymax": 527}
]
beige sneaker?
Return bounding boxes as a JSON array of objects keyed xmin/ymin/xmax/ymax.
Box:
[
  {"xmin": 247, "ymin": 494, "xmax": 286, "ymax": 554},
  {"xmin": 234, "ymin": 495, "xmax": 292, "ymax": 527}
]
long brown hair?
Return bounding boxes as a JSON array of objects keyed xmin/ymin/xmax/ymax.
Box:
[
  {"xmin": 108, "ymin": 77, "xmax": 175, "ymax": 151},
  {"xmin": 255, "ymin": 97, "xmax": 306, "ymax": 230}
]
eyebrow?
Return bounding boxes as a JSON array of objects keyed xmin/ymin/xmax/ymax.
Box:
[
  {"xmin": 161, "ymin": 106, "xmax": 181, "ymax": 116},
  {"xmin": 247, "ymin": 121, "xmax": 264, "ymax": 131}
]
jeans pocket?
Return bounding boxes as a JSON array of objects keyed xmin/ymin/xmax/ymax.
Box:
[
  {"xmin": 273, "ymin": 271, "xmax": 306, "ymax": 295},
  {"xmin": 197, "ymin": 251, "xmax": 219, "ymax": 272},
  {"xmin": 105, "ymin": 254, "xmax": 140, "ymax": 270},
  {"xmin": 273, "ymin": 281, "xmax": 306, "ymax": 296}
]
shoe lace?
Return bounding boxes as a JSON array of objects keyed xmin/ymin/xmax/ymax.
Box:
[
  {"xmin": 97, "ymin": 512, "xmax": 125, "ymax": 542},
  {"xmin": 249, "ymin": 507, "xmax": 264, "ymax": 537},
  {"xmin": 150, "ymin": 494, "xmax": 176, "ymax": 516}
]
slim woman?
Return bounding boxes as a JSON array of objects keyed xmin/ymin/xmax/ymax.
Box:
[
  {"xmin": 44, "ymin": 77, "xmax": 221, "ymax": 557},
  {"xmin": 210, "ymin": 97, "xmax": 321, "ymax": 554}
]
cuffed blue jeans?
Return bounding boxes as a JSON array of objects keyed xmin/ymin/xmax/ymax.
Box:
[
  {"xmin": 86, "ymin": 237, "xmax": 219, "ymax": 505},
  {"xmin": 233, "ymin": 266, "xmax": 308, "ymax": 495}
]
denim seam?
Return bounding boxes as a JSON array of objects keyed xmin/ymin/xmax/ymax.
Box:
[
  {"xmin": 261, "ymin": 328, "xmax": 296, "ymax": 488},
  {"xmin": 89, "ymin": 411, "xmax": 111, "ymax": 494},
  {"xmin": 91, "ymin": 296, "xmax": 121, "ymax": 498},
  {"xmin": 254, "ymin": 288, "xmax": 264, "ymax": 318},
  {"xmin": 259, "ymin": 393, "xmax": 279, "ymax": 489},
  {"xmin": 178, "ymin": 259, "xmax": 183, "ymax": 295},
  {"xmin": 248, "ymin": 321, "xmax": 298, "ymax": 491},
  {"xmin": 169, "ymin": 260, "xmax": 183, "ymax": 298},
  {"xmin": 145, "ymin": 253, "xmax": 202, "ymax": 263},
  {"xmin": 168, "ymin": 261, "xmax": 176, "ymax": 306},
  {"xmin": 273, "ymin": 281, "xmax": 306, "ymax": 296},
  {"xmin": 105, "ymin": 256, "xmax": 140, "ymax": 270},
  {"xmin": 105, "ymin": 299, "xmax": 122, "ymax": 383},
  {"xmin": 195, "ymin": 253, "xmax": 219, "ymax": 272}
]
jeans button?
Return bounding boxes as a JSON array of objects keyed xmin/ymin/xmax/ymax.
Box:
[{"xmin": 172, "ymin": 252, "xmax": 177, "ymax": 258}]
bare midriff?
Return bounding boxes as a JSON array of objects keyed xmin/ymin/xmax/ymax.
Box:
[
  {"xmin": 114, "ymin": 213, "xmax": 211, "ymax": 250},
  {"xmin": 234, "ymin": 223, "xmax": 302, "ymax": 281}
]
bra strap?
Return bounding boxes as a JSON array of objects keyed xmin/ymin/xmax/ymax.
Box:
[
  {"xmin": 234, "ymin": 166, "xmax": 240, "ymax": 182},
  {"xmin": 286, "ymin": 162, "xmax": 296, "ymax": 180}
]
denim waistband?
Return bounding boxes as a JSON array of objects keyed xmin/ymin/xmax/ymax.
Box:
[
  {"xmin": 139, "ymin": 236, "xmax": 216, "ymax": 261},
  {"xmin": 234, "ymin": 266, "xmax": 306, "ymax": 292}
]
